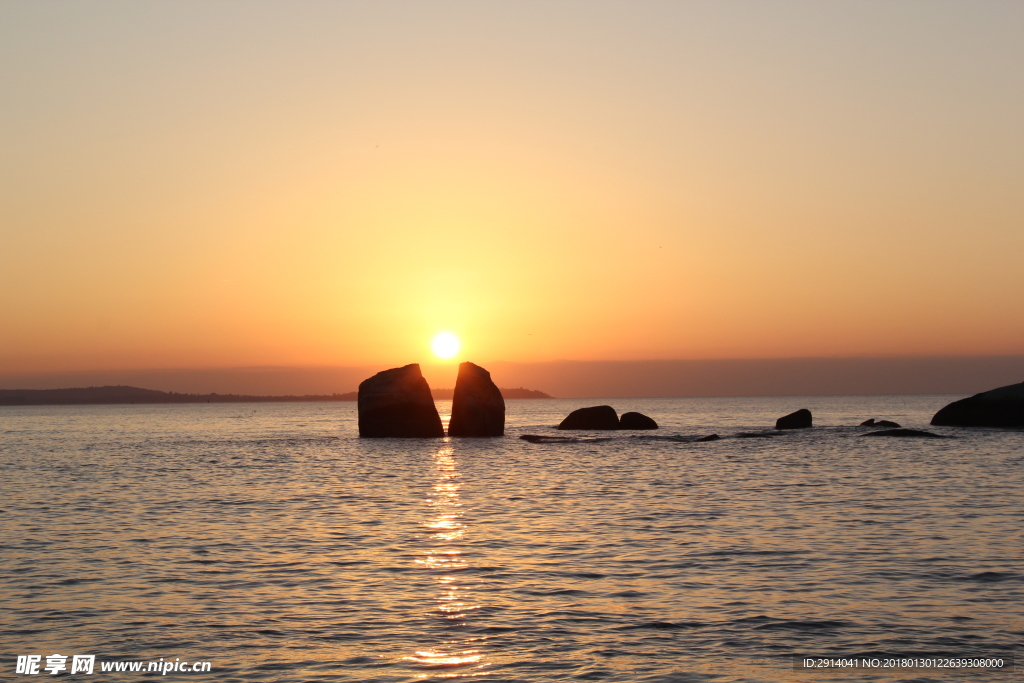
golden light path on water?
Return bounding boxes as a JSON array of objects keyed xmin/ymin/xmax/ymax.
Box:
[{"xmin": 404, "ymin": 441, "xmax": 491, "ymax": 678}]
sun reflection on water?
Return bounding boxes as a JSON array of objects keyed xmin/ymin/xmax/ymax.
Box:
[{"xmin": 403, "ymin": 443, "xmax": 492, "ymax": 678}]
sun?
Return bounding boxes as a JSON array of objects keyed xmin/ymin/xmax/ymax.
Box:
[{"xmin": 431, "ymin": 332, "xmax": 460, "ymax": 359}]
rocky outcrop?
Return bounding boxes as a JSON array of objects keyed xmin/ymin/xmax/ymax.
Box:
[
  {"xmin": 619, "ymin": 411, "xmax": 658, "ymax": 430},
  {"xmin": 775, "ymin": 408, "xmax": 812, "ymax": 430},
  {"xmin": 931, "ymin": 381, "xmax": 1024, "ymax": 427},
  {"xmin": 860, "ymin": 418, "xmax": 875, "ymax": 426},
  {"xmin": 448, "ymin": 362, "xmax": 505, "ymax": 437},
  {"xmin": 558, "ymin": 405, "xmax": 620, "ymax": 430},
  {"xmin": 862, "ymin": 428, "xmax": 945, "ymax": 438},
  {"xmin": 557, "ymin": 406, "xmax": 659, "ymax": 430},
  {"xmin": 357, "ymin": 364, "xmax": 444, "ymax": 438}
]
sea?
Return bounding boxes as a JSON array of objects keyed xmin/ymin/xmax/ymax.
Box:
[{"xmin": 1, "ymin": 396, "xmax": 1021, "ymax": 682}]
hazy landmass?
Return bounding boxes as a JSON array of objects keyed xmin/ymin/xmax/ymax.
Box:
[
  {"xmin": 433, "ymin": 387, "xmax": 552, "ymax": 400},
  {"xmin": 0, "ymin": 386, "xmax": 356, "ymax": 406},
  {"xmin": 0, "ymin": 385, "xmax": 552, "ymax": 406}
]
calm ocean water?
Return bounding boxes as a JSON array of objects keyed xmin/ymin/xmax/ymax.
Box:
[{"xmin": 1, "ymin": 396, "xmax": 1021, "ymax": 682}]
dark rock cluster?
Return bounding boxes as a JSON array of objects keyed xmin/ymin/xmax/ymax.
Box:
[
  {"xmin": 356, "ymin": 371, "xmax": 1024, "ymax": 439},
  {"xmin": 557, "ymin": 405, "xmax": 658, "ymax": 430}
]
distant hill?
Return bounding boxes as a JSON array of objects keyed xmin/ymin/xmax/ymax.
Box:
[
  {"xmin": 433, "ymin": 387, "xmax": 553, "ymax": 400},
  {"xmin": 0, "ymin": 385, "xmax": 552, "ymax": 406},
  {"xmin": 0, "ymin": 386, "xmax": 358, "ymax": 406},
  {"xmin": 500, "ymin": 387, "xmax": 553, "ymax": 399}
]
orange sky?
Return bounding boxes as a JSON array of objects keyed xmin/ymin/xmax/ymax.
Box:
[{"xmin": 2, "ymin": 1, "xmax": 1023, "ymax": 375}]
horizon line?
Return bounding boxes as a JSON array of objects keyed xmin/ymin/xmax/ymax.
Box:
[{"xmin": 5, "ymin": 353, "xmax": 1024, "ymax": 376}]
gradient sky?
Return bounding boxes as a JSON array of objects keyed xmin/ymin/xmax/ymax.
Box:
[{"xmin": 2, "ymin": 0, "xmax": 1023, "ymax": 375}]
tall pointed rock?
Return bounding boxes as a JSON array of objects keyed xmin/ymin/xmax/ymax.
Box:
[
  {"xmin": 358, "ymin": 364, "xmax": 444, "ymax": 437},
  {"xmin": 448, "ymin": 362, "xmax": 505, "ymax": 437}
]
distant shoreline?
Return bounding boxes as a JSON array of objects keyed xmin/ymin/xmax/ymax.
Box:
[{"xmin": 0, "ymin": 385, "xmax": 552, "ymax": 406}]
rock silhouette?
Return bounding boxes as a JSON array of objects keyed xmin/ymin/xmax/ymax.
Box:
[
  {"xmin": 448, "ymin": 362, "xmax": 505, "ymax": 437},
  {"xmin": 931, "ymin": 381, "xmax": 1024, "ymax": 427},
  {"xmin": 696, "ymin": 433, "xmax": 721, "ymax": 442},
  {"xmin": 862, "ymin": 428, "xmax": 945, "ymax": 438},
  {"xmin": 357, "ymin": 364, "xmax": 444, "ymax": 438},
  {"xmin": 619, "ymin": 411, "xmax": 658, "ymax": 430},
  {"xmin": 558, "ymin": 405, "xmax": 620, "ymax": 430},
  {"xmin": 860, "ymin": 418, "xmax": 901, "ymax": 427},
  {"xmin": 775, "ymin": 408, "xmax": 812, "ymax": 430}
]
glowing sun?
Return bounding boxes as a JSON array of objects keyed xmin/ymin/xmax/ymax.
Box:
[{"xmin": 431, "ymin": 332, "xmax": 460, "ymax": 359}]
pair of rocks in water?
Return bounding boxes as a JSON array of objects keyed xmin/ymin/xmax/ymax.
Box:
[
  {"xmin": 557, "ymin": 405, "xmax": 658, "ymax": 430},
  {"xmin": 358, "ymin": 362, "xmax": 503, "ymax": 437}
]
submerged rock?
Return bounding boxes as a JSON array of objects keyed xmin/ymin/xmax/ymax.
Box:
[
  {"xmin": 619, "ymin": 411, "xmax": 658, "ymax": 430},
  {"xmin": 775, "ymin": 409, "xmax": 812, "ymax": 430},
  {"xmin": 558, "ymin": 405, "xmax": 620, "ymax": 430},
  {"xmin": 448, "ymin": 362, "xmax": 505, "ymax": 437},
  {"xmin": 519, "ymin": 434, "xmax": 614, "ymax": 444},
  {"xmin": 357, "ymin": 364, "xmax": 444, "ymax": 438},
  {"xmin": 931, "ymin": 381, "xmax": 1024, "ymax": 427},
  {"xmin": 860, "ymin": 418, "xmax": 875, "ymax": 426},
  {"xmin": 696, "ymin": 433, "xmax": 721, "ymax": 442},
  {"xmin": 520, "ymin": 434, "xmax": 576, "ymax": 443},
  {"xmin": 862, "ymin": 428, "xmax": 945, "ymax": 438}
]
